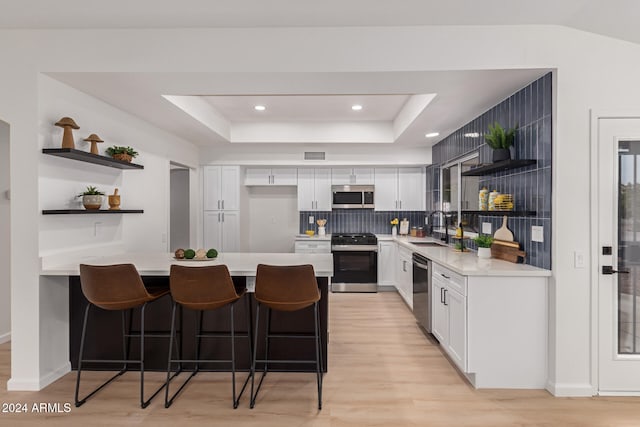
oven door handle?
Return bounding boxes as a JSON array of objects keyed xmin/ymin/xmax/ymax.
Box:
[{"xmin": 331, "ymin": 245, "xmax": 378, "ymax": 252}]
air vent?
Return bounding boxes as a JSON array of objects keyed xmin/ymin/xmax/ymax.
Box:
[{"xmin": 304, "ymin": 151, "xmax": 325, "ymax": 161}]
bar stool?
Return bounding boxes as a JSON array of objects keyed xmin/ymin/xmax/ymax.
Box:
[
  {"xmin": 250, "ymin": 264, "xmax": 323, "ymax": 410},
  {"xmin": 165, "ymin": 264, "xmax": 252, "ymax": 408},
  {"xmin": 75, "ymin": 263, "xmax": 174, "ymax": 408}
]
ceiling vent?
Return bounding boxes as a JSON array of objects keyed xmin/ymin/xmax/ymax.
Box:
[{"xmin": 304, "ymin": 151, "xmax": 326, "ymax": 161}]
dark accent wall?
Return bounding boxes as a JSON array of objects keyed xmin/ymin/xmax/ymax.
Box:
[
  {"xmin": 430, "ymin": 72, "xmax": 552, "ymax": 269},
  {"xmin": 299, "ymin": 210, "xmax": 426, "ymax": 235}
]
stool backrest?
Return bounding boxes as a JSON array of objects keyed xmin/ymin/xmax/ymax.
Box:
[
  {"xmin": 255, "ymin": 264, "xmax": 319, "ymax": 311},
  {"xmin": 170, "ymin": 264, "xmax": 240, "ymax": 307},
  {"xmin": 79, "ymin": 264, "xmax": 151, "ymax": 310}
]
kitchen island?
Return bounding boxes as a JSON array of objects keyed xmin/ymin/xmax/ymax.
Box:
[{"xmin": 40, "ymin": 252, "xmax": 333, "ymax": 373}]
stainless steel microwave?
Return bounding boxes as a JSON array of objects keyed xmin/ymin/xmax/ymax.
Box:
[{"xmin": 331, "ymin": 185, "xmax": 375, "ymax": 209}]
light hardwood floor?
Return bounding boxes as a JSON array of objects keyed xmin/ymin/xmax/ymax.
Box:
[{"xmin": 2, "ymin": 292, "xmax": 640, "ymax": 426}]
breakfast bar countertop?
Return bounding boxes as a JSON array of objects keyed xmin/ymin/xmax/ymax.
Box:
[{"xmin": 40, "ymin": 252, "xmax": 334, "ymax": 277}]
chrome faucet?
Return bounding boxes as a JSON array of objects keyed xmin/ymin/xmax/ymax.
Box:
[{"xmin": 428, "ymin": 210, "xmax": 451, "ymax": 244}]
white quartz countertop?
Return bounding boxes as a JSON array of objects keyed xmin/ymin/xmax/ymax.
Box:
[
  {"xmin": 380, "ymin": 235, "xmax": 551, "ymax": 277},
  {"xmin": 40, "ymin": 252, "xmax": 334, "ymax": 277}
]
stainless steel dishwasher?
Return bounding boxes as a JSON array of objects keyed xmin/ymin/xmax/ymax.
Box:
[{"xmin": 412, "ymin": 253, "xmax": 432, "ymax": 333}]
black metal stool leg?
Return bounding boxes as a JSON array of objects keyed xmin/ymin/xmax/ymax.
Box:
[
  {"xmin": 230, "ymin": 303, "xmax": 238, "ymax": 408},
  {"xmin": 140, "ymin": 303, "xmax": 147, "ymax": 408},
  {"xmin": 75, "ymin": 303, "xmax": 91, "ymax": 407},
  {"xmin": 264, "ymin": 307, "xmax": 272, "ymax": 376},
  {"xmin": 249, "ymin": 303, "xmax": 260, "ymax": 409},
  {"xmin": 314, "ymin": 302, "xmax": 322, "ymax": 410},
  {"xmin": 165, "ymin": 301, "xmax": 178, "ymax": 408}
]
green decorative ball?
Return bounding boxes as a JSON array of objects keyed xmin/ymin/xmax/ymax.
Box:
[
  {"xmin": 184, "ymin": 249, "xmax": 196, "ymax": 259},
  {"xmin": 206, "ymin": 248, "xmax": 218, "ymax": 259}
]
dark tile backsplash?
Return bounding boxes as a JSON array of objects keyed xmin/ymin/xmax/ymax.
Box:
[
  {"xmin": 430, "ymin": 72, "xmax": 552, "ymax": 269},
  {"xmin": 299, "ymin": 210, "xmax": 427, "ymax": 235}
]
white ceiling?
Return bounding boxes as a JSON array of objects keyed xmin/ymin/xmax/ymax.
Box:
[{"xmin": 15, "ymin": 1, "xmax": 636, "ymax": 148}]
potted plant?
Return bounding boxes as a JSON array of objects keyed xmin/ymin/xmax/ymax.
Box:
[
  {"xmin": 106, "ymin": 145, "xmax": 139, "ymax": 163},
  {"xmin": 485, "ymin": 122, "xmax": 518, "ymax": 163},
  {"xmin": 473, "ymin": 234, "xmax": 494, "ymax": 258},
  {"xmin": 77, "ymin": 185, "xmax": 105, "ymax": 210}
]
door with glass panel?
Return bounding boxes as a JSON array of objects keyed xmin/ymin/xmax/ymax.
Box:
[{"xmin": 598, "ymin": 117, "xmax": 640, "ymax": 393}]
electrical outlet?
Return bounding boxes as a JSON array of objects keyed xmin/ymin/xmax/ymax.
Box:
[
  {"xmin": 482, "ymin": 222, "xmax": 492, "ymax": 234},
  {"xmin": 308, "ymin": 216, "xmax": 314, "ymax": 224},
  {"xmin": 93, "ymin": 222, "xmax": 102, "ymax": 237},
  {"xmin": 531, "ymin": 226, "xmax": 544, "ymax": 242},
  {"xmin": 574, "ymin": 251, "xmax": 585, "ymax": 268},
  {"xmin": 425, "ymin": 216, "xmax": 429, "ymax": 225}
]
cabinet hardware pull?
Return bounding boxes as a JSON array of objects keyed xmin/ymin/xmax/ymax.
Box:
[
  {"xmin": 440, "ymin": 287, "xmax": 444, "ymax": 303},
  {"xmin": 602, "ymin": 265, "xmax": 630, "ymax": 275},
  {"xmin": 218, "ymin": 212, "xmax": 221, "ymax": 222},
  {"xmin": 441, "ymin": 273, "xmax": 450, "ymax": 279},
  {"xmin": 217, "ymin": 200, "xmax": 220, "ymax": 209},
  {"xmin": 443, "ymin": 289, "xmax": 448, "ymax": 306},
  {"xmin": 399, "ymin": 200, "xmax": 402, "ymax": 209},
  {"xmin": 222, "ymin": 212, "xmax": 225, "ymax": 222},
  {"xmin": 221, "ymin": 200, "xmax": 224, "ymax": 210}
]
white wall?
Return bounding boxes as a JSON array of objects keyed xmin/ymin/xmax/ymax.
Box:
[
  {"xmin": 0, "ymin": 120, "xmax": 10, "ymax": 343},
  {"xmin": 170, "ymin": 168, "xmax": 190, "ymax": 250},
  {"xmin": 247, "ymin": 186, "xmax": 298, "ymax": 253},
  {"xmin": 2, "ymin": 24, "xmax": 640, "ymax": 394}
]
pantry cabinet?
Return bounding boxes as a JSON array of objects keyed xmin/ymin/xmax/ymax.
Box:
[
  {"xmin": 203, "ymin": 166, "xmax": 240, "ymax": 211},
  {"xmin": 297, "ymin": 168, "xmax": 332, "ymax": 211},
  {"xmin": 374, "ymin": 167, "xmax": 424, "ymax": 211},
  {"xmin": 203, "ymin": 210, "xmax": 240, "ymax": 252}
]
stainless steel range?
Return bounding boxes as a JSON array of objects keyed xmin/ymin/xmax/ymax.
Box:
[{"xmin": 331, "ymin": 233, "xmax": 378, "ymax": 292}]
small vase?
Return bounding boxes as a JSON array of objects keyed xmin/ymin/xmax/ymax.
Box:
[
  {"xmin": 492, "ymin": 148, "xmax": 511, "ymax": 163},
  {"xmin": 318, "ymin": 226, "xmax": 326, "ymax": 236},
  {"xmin": 82, "ymin": 195, "xmax": 103, "ymax": 210},
  {"xmin": 478, "ymin": 247, "xmax": 491, "ymax": 259},
  {"xmin": 392, "ymin": 225, "xmax": 397, "ymax": 237}
]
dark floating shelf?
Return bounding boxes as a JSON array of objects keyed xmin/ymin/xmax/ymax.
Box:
[
  {"xmin": 42, "ymin": 148, "xmax": 144, "ymax": 170},
  {"xmin": 42, "ymin": 209, "xmax": 144, "ymax": 215},
  {"xmin": 461, "ymin": 210, "xmax": 536, "ymax": 217},
  {"xmin": 461, "ymin": 159, "xmax": 536, "ymax": 176}
]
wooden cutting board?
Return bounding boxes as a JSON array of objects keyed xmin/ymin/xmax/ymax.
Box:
[
  {"xmin": 494, "ymin": 215, "xmax": 514, "ymax": 241},
  {"xmin": 491, "ymin": 239, "xmax": 526, "ymax": 263}
]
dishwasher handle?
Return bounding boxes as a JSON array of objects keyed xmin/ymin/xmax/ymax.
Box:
[{"xmin": 413, "ymin": 261, "xmax": 429, "ymax": 270}]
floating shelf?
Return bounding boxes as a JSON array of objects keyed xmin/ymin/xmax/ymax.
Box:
[
  {"xmin": 42, "ymin": 148, "xmax": 144, "ymax": 170},
  {"xmin": 461, "ymin": 159, "xmax": 536, "ymax": 176},
  {"xmin": 42, "ymin": 209, "xmax": 144, "ymax": 215},
  {"xmin": 461, "ymin": 210, "xmax": 536, "ymax": 217}
]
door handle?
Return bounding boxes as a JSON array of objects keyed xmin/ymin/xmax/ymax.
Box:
[
  {"xmin": 218, "ymin": 212, "xmax": 221, "ymax": 222},
  {"xmin": 217, "ymin": 200, "xmax": 220, "ymax": 209},
  {"xmin": 602, "ymin": 266, "xmax": 630, "ymax": 275},
  {"xmin": 222, "ymin": 212, "xmax": 225, "ymax": 222},
  {"xmin": 443, "ymin": 289, "xmax": 448, "ymax": 306},
  {"xmin": 221, "ymin": 200, "xmax": 224, "ymax": 210},
  {"xmin": 440, "ymin": 287, "xmax": 444, "ymax": 303},
  {"xmin": 399, "ymin": 200, "xmax": 402, "ymax": 209}
]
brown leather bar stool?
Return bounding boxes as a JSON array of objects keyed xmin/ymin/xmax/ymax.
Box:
[
  {"xmin": 250, "ymin": 264, "xmax": 323, "ymax": 410},
  {"xmin": 165, "ymin": 264, "xmax": 252, "ymax": 409},
  {"xmin": 75, "ymin": 263, "xmax": 174, "ymax": 408}
]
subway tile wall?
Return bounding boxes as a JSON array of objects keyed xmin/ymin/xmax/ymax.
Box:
[
  {"xmin": 299, "ymin": 210, "xmax": 427, "ymax": 235},
  {"xmin": 431, "ymin": 72, "xmax": 552, "ymax": 269}
]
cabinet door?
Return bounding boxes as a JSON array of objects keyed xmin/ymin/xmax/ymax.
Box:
[
  {"xmin": 220, "ymin": 210, "xmax": 240, "ymax": 252},
  {"xmin": 397, "ymin": 167, "xmax": 424, "ymax": 211},
  {"xmin": 271, "ymin": 168, "xmax": 297, "ymax": 185},
  {"xmin": 220, "ymin": 166, "xmax": 240, "ymax": 210},
  {"xmin": 313, "ymin": 168, "xmax": 332, "ymax": 210},
  {"xmin": 377, "ymin": 241, "xmax": 397, "ymax": 286},
  {"xmin": 203, "ymin": 166, "xmax": 222, "ymax": 211},
  {"xmin": 203, "ymin": 211, "xmax": 222, "ymax": 249},
  {"xmin": 353, "ymin": 168, "xmax": 374, "ymax": 185},
  {"xmin": 297, "ymin": 168, "xmax": 316, "ymax": 211},
  {"xmin": 331, "ymin": 168, "xmax": 354, "ymax": 185},
  {"xmin": 374, "ymin": 168, "xmax": 398, "ymax": 211},
  {"xmin": 244, "ymin": 168, "xmax": 271, "ymax": 185},
  {"xmin": 401, "ymin": 253, "xmax": 413, "ymax": 309},
  {"xmin": 431, "ymin": 278, "xmax": 449, "ymax": 345},
  {"xmin": 446, "ymin": 287, "xmax": 467, "ymax": 371}
]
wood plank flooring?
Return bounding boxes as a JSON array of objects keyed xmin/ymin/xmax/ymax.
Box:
[{"xmin": 2, "ymin": 291, "xmax": 640, "ymax": 426}]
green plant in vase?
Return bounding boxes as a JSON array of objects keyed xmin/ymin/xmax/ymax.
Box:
[
  {"xmin": 77, "ymin": 185, "xmax": 105, "ymax": 210},
  {"xmin": 485, "ymin": 122, "xmax": 518, "ymax": 163},
  {"xmin": 106, "ymin": 145, "xmax": 139, "ymax": 162},
  {"xmin": 473, "ymin": 234, "xmax": 494, "ymax": 258}
]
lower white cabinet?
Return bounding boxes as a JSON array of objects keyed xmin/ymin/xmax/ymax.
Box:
[
  {"xmin": 294, "ymin": 240, "xmax": 331, "ymax": 253},
  {"xmin": 396, "ymin": 245, "xmax": 413, "ymax": 308},
  {"xmin": 377, "ymin": 241, "xmax": 397, "ymax": 287},
  {"xmin": 431, "ymin": 263, "xmax": 467, "ymax": 372},
  {"xmin": 203, "ymin": 210, "xmax": 240, "ymax": 252}
]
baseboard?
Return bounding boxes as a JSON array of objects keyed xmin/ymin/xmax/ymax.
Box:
[
  {"xmin": 377, "ymin": 285, "xmax": 397, "ymax": 292},
  {"xmin": 0, "ymin": 332, "xmax": 10, "ymax": 344},
  {"xmin": 546, "ymin": 380, "xmax": 595, "ymax": 397},
  {"xmin": 7, "ymin": 362, "xmax": 71, "ymax": 391}
]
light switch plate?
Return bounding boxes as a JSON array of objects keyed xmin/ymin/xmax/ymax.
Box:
[
  {"xmin": 482, "ymin": 222, "xmax": 492, "ymax": 234},
  {"xmin": 531, "ymin": 226, "xmax": 544, "ymax": 242},
  {"xmin": 574, "ymin": 250, "xmax": 585, "ymax": 268},
  {"xmin": 308, "ymin": 216, "xmax": 314, "ymax": 224}
]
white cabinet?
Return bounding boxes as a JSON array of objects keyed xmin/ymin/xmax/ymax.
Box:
[
  {"xmin": 203, "ymin": 166, "xmax": 240, "ymax": 211},
  {"xmin": 431, "ymin": 263, "xmax": 467, "ymax": 372},
  {"xmin": 377, "ymin": 241, "xmax": 397, "ymax": 287},
  {"xmin": 294, "ymin": 239, "xmax": 331, "ymax": 254},
  {"xmin": 297, "ymin": 168, "xmax": 331, "ymax": 211},
  {"xmin": 203, "ymin": 210, "xmax": 240, "ymax": 252},
  {"xmin": 244, "ymin": 167, "xmax": 297, "ymax": 186},
  {"xmin": 396, "ymin": 245, "xmax": 413, "ymax": 308},
  {"xmin": 331, "ymin": 167, "xmax": 374, "ymax": 185},
  {"xmin": 374, "ymin": 167, "xmax": 425, "ymax": 211}
]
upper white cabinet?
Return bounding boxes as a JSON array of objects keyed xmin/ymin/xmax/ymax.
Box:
[
  {"xmin": 203, "ymin": 166, "xmax": 240, "ymax": 211},
  {"xmin": 374, "ymin": 167, "xmax": 425, "ymax": 211},
  {"xmin": 297, "ymin": 168, "xmax": 332, "ymax": 211},
  {"xmin": 331, "ymin": 167, "xmax": 374, "ymax": 185},
  {"xmin": 244, "ymin": 167, "xmax": 297, "ymax": 186}
]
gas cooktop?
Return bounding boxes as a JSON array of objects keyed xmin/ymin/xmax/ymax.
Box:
[{"xmin": 331, "ymin": 233, "xmax": 377, "ymax": 245}]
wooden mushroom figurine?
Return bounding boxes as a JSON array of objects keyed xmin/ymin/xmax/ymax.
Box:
[
  {"xmin": 83, "ymin": 133, "xmax": 104, "ymax": 155},
  {"xmin": 54, "ymin": 117, "xmax": 80, "ymax": 149}
]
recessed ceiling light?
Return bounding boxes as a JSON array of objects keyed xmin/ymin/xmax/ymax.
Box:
[
  {"xmin": 254, "ymin": 105, "xmax": 266, "ymax": 111},
  {"xmin": 464, "ymin": 132, "xmax": 480, "ymax": 138},
  {"xmin": 351, "ymin": 105, "xmax": 363, "ymax": 111},
  {"xmin": 425, "ymin": 132, "xmax": 439, "ymax": 138}
]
